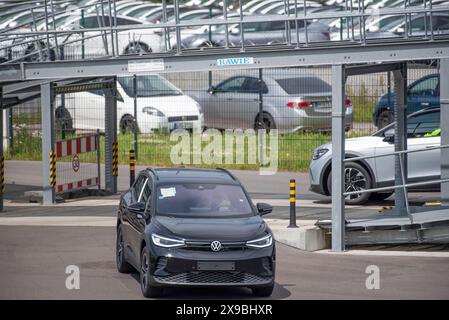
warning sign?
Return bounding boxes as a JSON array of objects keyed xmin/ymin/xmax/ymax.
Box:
[{"xmin": 72, "ymin": 154, "xmax": 80, "ymax": 172}]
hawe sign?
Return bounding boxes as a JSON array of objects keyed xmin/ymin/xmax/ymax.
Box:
[{"xmin": 216, "ymin": 57, "xmax": 255, "ymax": 67}]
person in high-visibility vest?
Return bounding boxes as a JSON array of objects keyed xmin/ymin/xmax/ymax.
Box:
[{"xmin": 424, "ymin": 128, "xmax": 441, "ymax": 137}]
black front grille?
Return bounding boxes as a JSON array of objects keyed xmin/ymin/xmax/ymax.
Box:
[
  {"xmin": 154, "ymin": 271, "xmax": 272, "ymax": 285},
  {"xmin": 184, "ymin": 241, "xmax": 247, "ymax": 252},
  {"xmin": 167, "ymin": 115, "xmax": 198, "ymax": 122}
]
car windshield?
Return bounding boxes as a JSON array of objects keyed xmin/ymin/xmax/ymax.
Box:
[
  {"xmin": 118, "ymin": 75, "xmax": 182, "ymax": 97},
  {"xmin": 374, "ymin": 110, "xmax": 441, "ymax": 137},
  {"xmin": 276, "ymin": 77, "xmax": 332, "ymax": 95},
  {"xmin": 156, "ymin": 183, "xmax": 253, "ymax": 218}
]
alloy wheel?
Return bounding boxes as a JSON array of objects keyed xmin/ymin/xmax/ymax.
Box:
[
  {"xmin": 116, "ymin": 230, "xmax": 124, "ymax": 266},
  {"xmin": 344, "ymin": 167, "xmax": 367, "ymax": 201},
  {"xmin": 141, "ymin": 252, "xmax": 149, "ymax": 291}
]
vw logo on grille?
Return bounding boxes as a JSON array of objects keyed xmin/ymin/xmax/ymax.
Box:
[{"xmin": 210, "ymin": 240, "xmax": 222, "ymax": 252}]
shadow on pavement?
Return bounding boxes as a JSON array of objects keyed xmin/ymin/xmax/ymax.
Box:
[{"xmin": 129, "ymin": 273, "xmax": 291, "ymax": 300}]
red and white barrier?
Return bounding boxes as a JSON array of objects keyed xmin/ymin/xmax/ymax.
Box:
[
  {"xmin": 56, "ymin": 135, "xmax": 97, "ymax": 159},
  {"xmin": 55, "ymin": 134, "xmax": 100, "ymax": 194},
  {"xmin": 57, "ymin": 177, "xmax": 99, "ymax": 193}
]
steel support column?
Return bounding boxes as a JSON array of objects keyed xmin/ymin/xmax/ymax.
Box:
[
  {"xmin": 41, "ymin": 83, "xmax": 55, "ymax": 204},
  {"xmin": 331, "ymin": 64, "xmax": 346, "ymax": 252},
  {"xmin": 441, "ymin": 58, "xmax": 449, "ymax": 205},
  {"xmin": 0, "ymin": 86, "xmax": 3, "ymax": 211},
  {"xmin": 393, "ymin": 63, "xmax": 408, "ymax": 214},
  {"xmin": 104, "ymin": 78, "xmax": 117, "ymax": 193}
]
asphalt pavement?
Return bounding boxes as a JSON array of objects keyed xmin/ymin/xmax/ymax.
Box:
[
  {"xmin": 1, "ymin": 225, "xmax": 448, "ymax": 300},
  {"xmin": 2, "ymin": 160, "xmax": 448, "ymax": 300}
]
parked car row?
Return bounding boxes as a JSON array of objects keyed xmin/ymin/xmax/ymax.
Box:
[
  {"xmin": 2, "ymin": 0, "xmax": 448, "ymax": 61},
  {"xmin": 59, "ymin": 70, "xmax": 353, "ymax": 134}
]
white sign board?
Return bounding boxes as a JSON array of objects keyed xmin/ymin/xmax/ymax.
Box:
[
  {"xmin": 216, "ymin": 57, "xmax": 255, "ymax": 67},
  {"xmin": 128, "ymin": 59, "xmax": 165, "ymax": 72}
]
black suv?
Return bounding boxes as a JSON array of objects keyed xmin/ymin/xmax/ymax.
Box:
[{"xmin": 116, "ymin": 168, "xmax": 275, "ymax": 298}]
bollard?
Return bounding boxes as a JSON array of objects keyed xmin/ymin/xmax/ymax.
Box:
[
  {"xmin": 129, "ymin": 149, "xmax": 136, "ymax": 187},
  {"xmin": 288, "ymin": 179, "xmax": 298, "ymax": 228},
  {"xmin": 49, "ymin": 150, "xmax": 57, "ymax": 189},
  {"xmin": 0, "ymin": 155, "xmax": 4, "ymax": 193},
  {"xmin": 112, "ymin": 141, "xmax": 118, "ymax": 177}
]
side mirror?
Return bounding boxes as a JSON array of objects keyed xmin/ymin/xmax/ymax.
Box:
[
  {"xmin": 383, "ymin": 128, "xmax": 395, "ymax": 143},
  {"xmin": 208, "ymin": 86, "xmax": 216, "ymax": 94},
  {"xmin": 127, "ymin": 202, "xmax": 145, "ymax": 214},
  {"xmin": 256, "ymin": 202, "xmax": 272, "ymax": 216}
]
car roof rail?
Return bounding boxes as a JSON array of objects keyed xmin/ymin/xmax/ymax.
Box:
[
  {"xmin": 146, "ymin": 167, "xmax": 159, "ymax": 180},
  {"xmin": 215, "ymin": 167, "xmax": 237, "ymax": 181}
]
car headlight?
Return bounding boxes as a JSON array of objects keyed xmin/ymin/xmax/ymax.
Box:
[
  {"xmin": 312, "ymin": 148, "xmax": 329, "ymax": 160},
  {"xmin": 142, "ymin": 107, "xmax": 165, "ymax": 117},
  {"xmin": 151, "ymin": 233, "xmax": 185, "ymax": 248},
  {"xmin": 246, "ymin": 234, "xmax": 273, "ymax": 248}
]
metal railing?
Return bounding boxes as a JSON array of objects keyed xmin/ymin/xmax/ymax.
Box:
[{"xmin": 1, "ymin": 0, "xmax": 449, "ymax": 64}]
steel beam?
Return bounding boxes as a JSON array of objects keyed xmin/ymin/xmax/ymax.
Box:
[
  {"xmin": 393, "ymin": 64, "xmax": 408, "ymax": 215},
  {"xmin": 104, "ymin": 78, "xmax": 117, "ymax": 194},
  {"xmin": 10, "ymin": 40, "xmax": 449, "ymax": 81},
  {"xmin": 0, "ymin": 86, "xmax": 3, "ymax": 211},
  {"xmin": 331, "ymin": 64, "xmax": 346, "ymax": 252},
  {"xmin": 345, "ymin": 62, "xmax": 403, "ymax": 76},
  {"xmin": 41, "ymin": 82, "xmax": 55, "ymax": 204},
  {"xmin": 441, "ymin": 58, "xmax": 449, "ymax": 205}
]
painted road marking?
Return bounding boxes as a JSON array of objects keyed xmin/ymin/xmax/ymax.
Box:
[
  {"xmin": 316, "ymin": 249, "xmax": 449, "ymax": 258},
  {"xmin": 0, "ymin": 216, "xmax": 116, "ymax": 227},
  {"xmin": 4, "ymin": 198, "xmax": 379, "ymax": 210},
  {"xmin": 251, "ymin": 199, "xmax": 379, "ymax": 210}
]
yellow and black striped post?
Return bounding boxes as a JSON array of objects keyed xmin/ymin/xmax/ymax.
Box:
[
  {"xmin": 112, "ymin": 141, "xmax": 118, "ymax": 177},
  {"xmin": 49, "ymin": 150, "xmax": 56, "ymax": 189},
  {"xmin": 288, "ymin": 179, "xmax": 298, "ymax": 228},
  {"xmin": 0, "ymin": 155, "xmax": 4, "ymax": 194},
  {"xmin": 129, "ymin": 149, "xmax": 136, "ymax": 187}
]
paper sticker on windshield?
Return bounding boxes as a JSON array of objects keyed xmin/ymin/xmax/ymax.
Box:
[{"xmin": 160, "ymin": 187, "xmax": 176, "ymax": 199}]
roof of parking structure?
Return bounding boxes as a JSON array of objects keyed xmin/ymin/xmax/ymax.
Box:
[{"xmin": 1, "ymin": 77, "xmax": 106, "ymax": 109}]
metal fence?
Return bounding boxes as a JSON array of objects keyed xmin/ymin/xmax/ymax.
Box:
[{"xmin": 4, "ymin": 62, "xmax": 438, "ymax": 172}]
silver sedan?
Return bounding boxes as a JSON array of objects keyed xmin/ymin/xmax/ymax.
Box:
[
  {"xmin": 186, "ymin": 70, "xmax": 353, "ymax": 133},
  {"xmin": 309, "ymin": 108, "xmax": 441, "ymax": 205}
]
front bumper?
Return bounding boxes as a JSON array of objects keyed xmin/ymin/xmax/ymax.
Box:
[
  {"xmin": 138, "ymin": 113, "xmax": 204, "ymax": 134},
  {"xmin": 148, "ymin": 244, "xmax": 275, "ymax": 288}
]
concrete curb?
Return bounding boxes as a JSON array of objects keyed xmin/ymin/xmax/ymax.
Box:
[{"xmin": 266, "ymin": 219, "xmax": 330, "ymax": 251}]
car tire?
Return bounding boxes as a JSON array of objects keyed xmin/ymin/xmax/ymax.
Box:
[
  {"xmin": 369, "ymin": 192, "xmax": 393, "ymax": 202},
  {"xmin": 140, "ymin": 246, "xmax": 163, "ymax": 298},
  {"xmin": 120, "ymin": 114, "xmax": 138, "ymax": 134},
  {"xmin": 252, "ymin": 284, "xmax": 274, "ymax": 297},
  {"xmin": 55, "ymin": 106, "xmax": 74, "ymax": 133},
  {"xmin": 116, "ymin": 225, "xmax": 133, "ymax": 273},
  {"xmin": 24, "ymin": 42, "xmax": 56, "ymax": 62},
  {"xmin": 255, "ymin": 113, "xmax": 276, "ymax": 132},
  {"xmin": 125, "ymin": 42, "xmax": 151, "ymax": 54},
  {"xmin": 326, "ymin": 162, "xmax": 372, "ymax": 205},
  {"xmin": 377, "ymin": 110, "xmax": 394, "ymax": 129}
]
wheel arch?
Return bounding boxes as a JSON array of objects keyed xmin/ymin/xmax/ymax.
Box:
[
  {"xmin": 321, "ymin": 153, "xmax": 376, "ymax": 195},
  {"xmin": 254, "ymin": 111, "xmax": 275, "ymax": 127}
]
